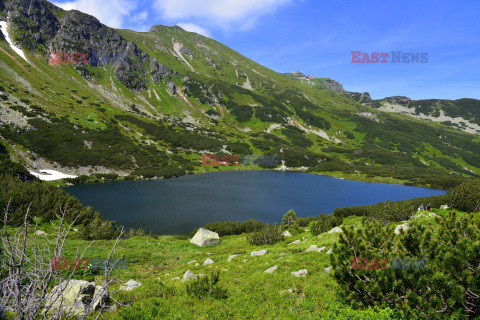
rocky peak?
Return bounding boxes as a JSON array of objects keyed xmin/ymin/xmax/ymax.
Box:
[
  {"xmin": 5, "ymin": 0, "xmax": 61, "ymax": 51},
  {"xmin": 383, "ymin": 96, "xmax": 412, "ymax": 105},
  {"xmin": 322, "ymin": 79, "xmax": 345, "ymax": 94}
]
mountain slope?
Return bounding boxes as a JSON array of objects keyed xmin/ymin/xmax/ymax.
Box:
[{"xmin": 0, "ymin": 0, "xmax": 479, "ymax": 188}]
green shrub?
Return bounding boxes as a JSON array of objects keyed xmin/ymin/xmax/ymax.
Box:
[
  {"xmin": 330, "ymin": 212, "xmax": 480, "ymax": 319},
  {"xmin": 186, "ymin": 271, "xmax": 227, "ymax": 300},
  {"xmin": 333, "ymin": 195, "xmax": 448, "ymax": 223},
  {"xmin": 310, "ymin": 214, "xmax": 342, "ymax": 236},
  {"xmin": 281, "ymin": 209, "xmax": 297, "ymax": 228},
  {"xmin": 448, "ymin": 180, "xmax": 480, "ymax": 212},
  {"xmin": 194, "ymin": 220, "xmax": 267, "ymax": 237},
  {"xmin": 247, "ymin": 224, "xmax": 284, "ymax": 245},
  {"xmin": 78, "ymin": 214, "xmax": 121, "ymax": 240}
]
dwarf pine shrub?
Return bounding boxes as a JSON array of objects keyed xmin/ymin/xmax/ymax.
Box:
[
  {"xmin": 330, "ymin": 211, "xmax": 480, "ymax": 319},
  {"xmin": 310, "ymin": 214, "xmax": 342, "ymax": 236},
  {"xmin": 186, "ymin": 271, "xmax": 227, "ymax": 300},
  {"xmin": 247, "ymin": 224, "xmax": 284, "ymax": 245}
]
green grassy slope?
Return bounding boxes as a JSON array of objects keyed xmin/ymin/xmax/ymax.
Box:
[{"xmin": 17, "ymin": 207, "xmax": 472, "ymax": 319}]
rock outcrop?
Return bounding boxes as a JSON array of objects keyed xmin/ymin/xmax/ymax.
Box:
[{"xmin": 45, "ymin": 280, "xmax": 107, "ymax": 316}]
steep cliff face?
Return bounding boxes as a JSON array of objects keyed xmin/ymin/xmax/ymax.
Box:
[
  {"xmin": 4, "ymin": 0, "xmax": 61, "ymax": 51},
  {"xmin": 1, "ymin": 0, "xmax": 156, "ymax": 91}
]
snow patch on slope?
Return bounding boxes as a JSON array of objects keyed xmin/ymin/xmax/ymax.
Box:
[
  {"xmin": 0, "ymin": 21, "xmax": 30, "ymax": 64},
  {"xmin": 28, "ymin": 170, "xmax": 77, "ymax": 181}
]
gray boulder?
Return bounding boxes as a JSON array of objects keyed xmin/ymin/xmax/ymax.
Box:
[
  {"xmin": 394, "ymin": 223, "xmax": 409, "ymax": 235},
  {"xmin": 291, "ymin": 269, "xmax": 307, "ymax": 277},
  {"xmin": 182, "ymin": 270, "xmax": 197, "ymax": 282},
  {"xmin": 328, "ymin": 227, "xmax": 343, "ymax": 234},
  {"xmin": 305, "ymin": 245, "xmax": 325, "ymax": 253},
  {"xmin": 46, "ymin": 280, "xmax": 104, "ymax": 316},
  {"xmin": 203, "ymin": 258, "xmax": 214, "ymax": 266},
  {"xmin": 190, "ymin": 228, "xmax": 219, "ymax": 247},
  {"xmin": 251, "ymin": 250, "xmax": 268, "ymax": 256},
  {"xmin": 119, "ymin": 279, "xmax": 142, "ymax": 291},
  {"xmin": 282, "ymin": 231, "xmax": 292, "ymax": 237},
  {"xmin": 264, "ymin": 265, "xmax": 278, "ymax": 274}
]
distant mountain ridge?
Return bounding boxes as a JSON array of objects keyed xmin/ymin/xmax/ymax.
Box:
[{"xmin": 283, "ymin": 71, "xmax": 372, "ymax": 103}]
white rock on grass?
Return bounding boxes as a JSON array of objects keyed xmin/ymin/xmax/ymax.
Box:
[
  {"xmin": 394, "ymin": 223, "xmax": 409, "ymax": 235},
  {"xmin": 203, "ymin": 258, "xmax": 214, "ymax": 266},
  {"xmin": 305, "ymin": 245, "xmax": 326, "ymax": 253},
  {"xmin": 190, "ymin": 228, "xmax": 219, "ymax": 247},
  {"xmin": 288, "ymin": 239, "xmax": 301, "ymax": 245},
  {"xmin": 182, "ymin": 270, "xmax": 197, "ymax": 282},
  {"xmin": 326, "ymin": 248, "xmax": 332, "ymax": 254},
  {"xmin": 228, "ymin": 254, "xmax": 240, "ymax": 262},
  {"xmin": 282, "ymin": 231, "xmax": 292, "ymax": 237},
  {"xmin": 120, "ymin": 279, "xmax": 142, "ymax": 291},
  {"xmin": 264, "ymin": 265, "xmax": 278, "ymax": 274},
  {"xmin": 328, "ymin": 227, "xmax": 343, "ymax": 234},
  {"xmin": 34, "ymin": 230, "xmax": 46, "ymax": 236},
  {"xmin": 187, "ymin": 260, "xmax": 197, "ymax": 265},
  {"xmin": 324, "ymin": 267, "xmax": 332, "ymax": 272},
  {"xmin": 291, "ymin": 269, "xmax": 307, "ymax": 277},
  {"xmin": 251, "ymin": 250, "xmax": 268, "ymax": 256}
]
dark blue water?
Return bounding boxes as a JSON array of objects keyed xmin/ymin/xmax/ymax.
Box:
[{"xmin": 64, "ymin": 171, "xmax": 445, "ymax": 235}]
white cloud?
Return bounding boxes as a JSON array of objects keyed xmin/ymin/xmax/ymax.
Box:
[
  {"xmin": 154, "ymin": 0, "xmax": 293, "ymax": 31},
  {"xmin": 177, "ymin": 23, "xmax": 212, "ymax": 37},
  {"xmin": 53, "ymin": 0, "xmax": 136, "ymax": 28}
]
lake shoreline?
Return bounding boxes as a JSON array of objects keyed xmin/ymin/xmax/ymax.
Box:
[{"xmin": 59, "ymin": 165, "xmax": 441, "ymax": 190}]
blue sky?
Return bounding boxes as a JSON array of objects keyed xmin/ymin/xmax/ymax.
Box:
[{"xmin": 53, "ymin": 0, "xmax": 480, "ymax": 100}]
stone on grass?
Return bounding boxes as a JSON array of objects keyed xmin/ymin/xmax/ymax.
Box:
[
  {"xmin": 182, "ymin": 270, "xmax": 197, "ymax": 282},
  {"xmin": 190, "ymin": 228, "xmax": 219, "ymax": 247},
  {"xmin": 251, "ymin": 250, "xmax": 268, "ymax": 256},
  {"xmin": 328, "ymin": 227, "xmax": 343, "ymax": 234},
  {"xmin": 324, "ymin": 267, "xmax": 332, "ymax": 272},
  {"xmin": 288, "ymin": 239, "xmax": 301, "ymax": 245},
  {"xmin": 305, "ymin": 245, "xmax": 326, "ymax": 253},
  {"xmin": 282, "ymin": 231, "xmax": 292, "ymax": 237},
  {"xmin": 394, "ymin": 223, "xmax": 409, "ymax": 235},
  {"xmin": 187, "ymin": 260, "xmax": 197, "ymax": 265},
  {"xmin": 203, "ymin": 258, "xmax": 214, "ymax": 266},
  {"xmin": 34, "ymin": 230, "xmax": 46, "ymax": 236},
  {"xmin": 46, "ymin": 280, "xmax": 107, "ymax": 316},
  {"xmin": 120, "ymin": 279, "xmax": 142, "ymax": 291},
  {"xmin": 264, "ymin": 265, "xmax": 278, "ymax": 274},
  {"xmin": 291, "ymin": 269, "xmax": 307, "ymax": 277},
  {"xmin": 228, "ymin": 254, "xmax": 240, "ymax": 262},
  {"xmin": 326, "ymin": 248, "xmax": 332, "ymax": 254}
]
